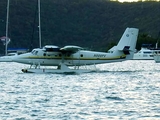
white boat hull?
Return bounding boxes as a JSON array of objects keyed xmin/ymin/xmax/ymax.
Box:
[
  {"xmin": 0, "ymin": 58, "xmax": 13, "ymax": 62},
  {"xmin": 133, "ymin": 54, "xmax": 153, "ymax": 60},
  {"xmin": 0, "ymin": 53, "xmax": 18, "ymax": 62},
  {"xmin": 0, "ymin": 56, "xmax": 14, "ymax": 62},
  {"xmin": 153, "ymin": 55, "xmax": 160, "ymax": 63},
  {"xmin": 133, "ymin": 47, "xmax": 154, "ymax": 60},
  {"xmin": 133, "ymin": 45, "xmax": 160, "ymax": 60}
]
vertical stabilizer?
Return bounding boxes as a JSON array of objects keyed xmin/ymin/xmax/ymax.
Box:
[{"xmin": 117, "ymin": 27, "xmax": 139, "ymax": 59}]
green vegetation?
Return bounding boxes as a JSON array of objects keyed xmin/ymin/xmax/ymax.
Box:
[{"xmin": 0, "ymin": 0, "xmax": 160, "ymax": 54}]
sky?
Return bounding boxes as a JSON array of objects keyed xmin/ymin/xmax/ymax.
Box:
[{"xmin": 111, "ymin": 0, "xmax": 160, "ymax": 2}]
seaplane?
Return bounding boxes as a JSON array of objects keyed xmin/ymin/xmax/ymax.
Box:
[{"xmin": 13, "ymin": 27, "xmax": 139, "ymax": 74}]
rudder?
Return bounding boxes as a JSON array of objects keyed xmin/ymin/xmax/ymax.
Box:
[{"xmin": 117, "ymin": 27, "xmax": 139, "ymax": 59}]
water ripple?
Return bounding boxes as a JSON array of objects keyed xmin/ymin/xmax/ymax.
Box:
[{"xmin": 0, "ymin": 61, "xmax": 160, "ymax": 119}]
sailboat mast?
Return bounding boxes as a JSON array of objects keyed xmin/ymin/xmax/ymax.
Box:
[
  {"xmin": 38, "ymin": 0, "xmax": 41, "ymax": 48},
  {"xmin": 5, "ymin": 0, "xmax": 10, "ymax": 55}
]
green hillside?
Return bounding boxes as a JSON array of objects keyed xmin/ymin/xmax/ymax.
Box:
[{"xmin": 0, "ymin": 0, "xmax": 160, "ymax": 54}]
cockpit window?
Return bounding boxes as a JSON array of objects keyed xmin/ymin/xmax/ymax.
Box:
[
  {"xmin": 108, "ymin": 51, "xmax": 113, "ymax": 53},
  {"xmin": 31, "ymin": 50, "xmax": 35, "ymax": 54},
  {"xmin": 31, "ymin": 50, "xmax": 38, "ymax": 55}
]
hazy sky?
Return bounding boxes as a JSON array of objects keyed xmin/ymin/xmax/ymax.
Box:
[{"xmin": 112, "ymin": 0, "xmax": 160, "ymax": 2}]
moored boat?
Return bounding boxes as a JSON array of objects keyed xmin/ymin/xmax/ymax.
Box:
[
  {"xmin": 0, "ymin": 52, "xmax": 18, "ymax": 62},
  {"xmin": 133, "ymin": 47, "xmax": 154, "ymax": 60},
  {"xmin": 0, "ymin": 48, "xmax": 28, "ymax": 62},
  {"xmin": 153, "ymin": 51, "xmax": 160, "ymax": 63},
  {"xmin": 133, "ymin": 44, "xmax": 160, "ymax": 60}
]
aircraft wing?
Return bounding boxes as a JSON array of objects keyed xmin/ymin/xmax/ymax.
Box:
[{"xmin": 60, "ymin": 45, "xmax": 83, "ymax": 53}]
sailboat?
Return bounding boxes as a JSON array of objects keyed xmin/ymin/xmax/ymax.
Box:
[
  {"xmin": 0, "ymin": 0, "xmax": 15, "ymax": 62},
  {"xmin": 38, "ymin": 0, "xmax": 42, "ymax": 48},
  {"xmin": 29, "ymin": 0, "xmax": 42, "ymax": 50},
  {"xmin": 0, "ymin": 0, "xmax": 28, "ymax": 62}
]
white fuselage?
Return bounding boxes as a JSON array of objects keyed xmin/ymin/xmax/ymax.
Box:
[
  {"xmin": 13, "ymin": 48, "xmax": 126, "ymax": 66},
  {"xmin": 12, "ymin": 27, "xmax": 139, "ymax": 68}
]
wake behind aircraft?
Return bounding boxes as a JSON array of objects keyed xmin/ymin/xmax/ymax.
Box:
[{"xmin": 13, "ymin": 27, "xmax": 139, "ymax": 73}]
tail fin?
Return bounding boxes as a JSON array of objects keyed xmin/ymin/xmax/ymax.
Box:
[{"xmin": 117, "ymin": 27, "xmax": 139, "ymax": 59}]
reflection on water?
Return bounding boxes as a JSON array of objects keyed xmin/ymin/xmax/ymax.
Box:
[{"xmin": 0, "ymin": 60, "xmax": 160, "ymax": 119}]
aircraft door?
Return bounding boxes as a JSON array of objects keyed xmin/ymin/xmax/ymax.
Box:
[
  {"xmin": 71, "ymin": 51, "xmax": 80, "ymax": 66},
  {"xmin": 78, "ymin": 51, "xmax": 81, "ymax": 65},
  {"xmin": 66, "ymin": 53, "xmax": 76, "ymax": 66}
]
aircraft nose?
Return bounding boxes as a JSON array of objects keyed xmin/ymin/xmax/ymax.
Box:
[
  {"xmin": 12, "ymin": 53, "xmax": 28, "ymax": 63},
  {"xmin": 12, "ymin": 53, "xmax": 33, "ymax": 64}
]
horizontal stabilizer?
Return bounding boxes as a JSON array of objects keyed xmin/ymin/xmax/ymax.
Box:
[{"xmin": 123, "ymin": 46, "xmax": 130, "ymax": 55}]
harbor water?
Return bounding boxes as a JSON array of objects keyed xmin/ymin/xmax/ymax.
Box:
[{"xmin": 0, "ymin": 60, "xmax": 160, "ymax": 120}]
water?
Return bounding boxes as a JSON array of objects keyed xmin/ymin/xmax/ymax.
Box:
[{"xmin": 0, "ymin": 60, "xmax": 160, "ymax": 120}]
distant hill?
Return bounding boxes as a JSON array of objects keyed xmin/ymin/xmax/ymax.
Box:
[{"xmin": 0, "ymin": 0, "xmax": 160, "ymax": 54}]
